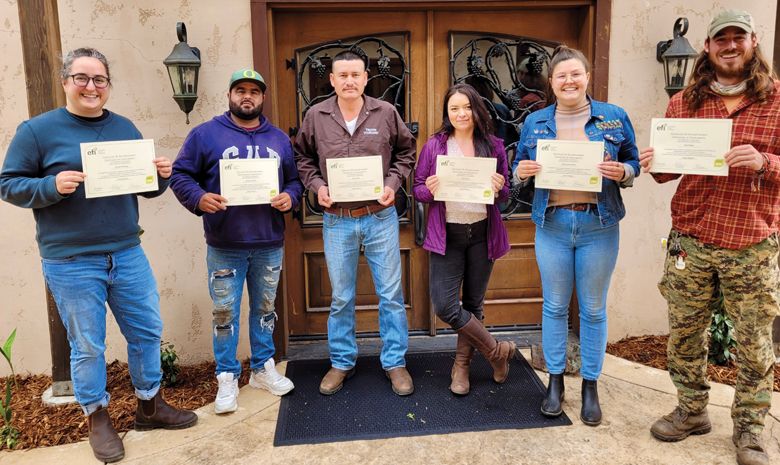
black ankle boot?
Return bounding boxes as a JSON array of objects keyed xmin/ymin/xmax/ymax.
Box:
[
  {"xmin": 541, "ymin": 373, "xmax": 564, "ymax": 417},
  {"xmin": 580, "ymin": 379, "xmax": 602, "ymax": 426}
]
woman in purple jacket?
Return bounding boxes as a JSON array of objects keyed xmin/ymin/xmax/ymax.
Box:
[{"xmin": 413, "ymin": 83, "xmax": 514, "ymax": 395}]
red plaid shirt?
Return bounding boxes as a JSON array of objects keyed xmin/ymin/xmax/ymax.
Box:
[{"xmin": 652, "ymin": 81, "xmax": 780, "ymax": 249}]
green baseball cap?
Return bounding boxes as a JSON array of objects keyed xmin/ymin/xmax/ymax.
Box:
[
  {"xmin": 708, "ymin": 10, "xmax": 754, "ymax": 38},
  {"xmin": 228, "ymin": 68, "xmax": 266, "ymax": 92}
]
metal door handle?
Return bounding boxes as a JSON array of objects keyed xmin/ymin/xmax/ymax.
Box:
[{"xmin": 414, "ymin": 200, "xmax": 425, "ymax": 246}]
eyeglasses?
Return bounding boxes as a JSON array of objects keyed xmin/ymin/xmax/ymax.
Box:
[{"xmin": 68, "ymin": 73, "xmax": 110, "ymax": 89}]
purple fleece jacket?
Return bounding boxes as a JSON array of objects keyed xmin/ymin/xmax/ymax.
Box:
[
  {"xmin": 170, "ymin": 112, "xmax": 303, "ymax": 249},
  {"xmin": 412, "ymin": 132, "xmax": 510, "ymax": 260}
]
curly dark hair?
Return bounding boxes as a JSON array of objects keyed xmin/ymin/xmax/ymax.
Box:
[{"xmin": 683, "ymin": 41, "xmax": 776, "ymax": 111}]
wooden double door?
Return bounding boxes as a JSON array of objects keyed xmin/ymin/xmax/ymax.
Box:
[{"xmin": 268, "ymin": 2, "xmax": 604, "ymax": 343}]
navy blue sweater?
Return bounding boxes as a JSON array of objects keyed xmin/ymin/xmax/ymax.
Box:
[
  {"xmin": 0, "ymin": 108, "xmax": 169, "ymax": 259},
  {"xmin": 170, "ymin": 112, "xmax": 303, "ymax": 249}
]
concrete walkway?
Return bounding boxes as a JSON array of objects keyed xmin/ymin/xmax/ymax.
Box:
[{"xmin": 1, "ymin": 352, "xmax": 779, "ymax": 465}]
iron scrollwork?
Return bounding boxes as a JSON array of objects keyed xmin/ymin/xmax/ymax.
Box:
[{"xmin": 450, "ymin": 34, "xmax": 557, "ymax": 218}]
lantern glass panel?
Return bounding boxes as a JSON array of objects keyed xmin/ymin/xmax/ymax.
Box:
[
  {"xmin": 167, "ymin": 65, "xmax": 182, "ymax": 95},
  {"xmin": 182, "ymin": 66, "xmax": 198, "ymax": 95}
]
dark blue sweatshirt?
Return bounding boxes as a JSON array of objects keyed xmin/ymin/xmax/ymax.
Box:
[
  {"xmin": 170, "ymin": 112, "xmax": 303, "ymax": 249},
  {"xmin": 0, "ymin": 108, "xmax": 169, "ymax": 259}
]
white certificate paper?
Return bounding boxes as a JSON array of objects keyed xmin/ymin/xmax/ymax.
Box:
[
  {"xmin": 80, "ymin": 139, "xmax": 158, "ymax": 199},
  {"xmin": 534, "ymin": 140, "xmax": 604, "ymax": 192},
  {"xmin": 219, "ymin": 158, "xmax": 279, "ymax": 206},
  {"xmin": 434, "ymin": 155, "xmax": 496, "ymax": 205},
  {"xmin": 649, "ymin": 118, "xmax": 732, "ymax": 176},
  {"xmin": 326, "ymin": 155, "xmax": 384, "ymax": 202}
]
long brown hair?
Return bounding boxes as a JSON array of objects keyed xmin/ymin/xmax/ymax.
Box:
[
  {"xmin": 437, "ymin": 83, "xmax": 495, "ymax": 157},
  {"xmin": 682, "ymin": 41, "xmax": 776, "ymax": 111}
]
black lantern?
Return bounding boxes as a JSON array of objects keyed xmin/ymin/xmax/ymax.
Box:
[
  {"xmin": 164, "ymin": 22, "xmax": 201, "ymax": 123},
  {"xmin": 656, "ymin": 17, "xmax": 699, "ymax": 97}
]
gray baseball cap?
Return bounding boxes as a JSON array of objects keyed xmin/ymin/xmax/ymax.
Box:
[{"xmin": 708, "ymin": 10, "xmax": 754, "ymax": 38}]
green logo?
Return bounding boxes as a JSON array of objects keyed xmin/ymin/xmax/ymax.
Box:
[
  {"xmin": 374, "ymin": 186, "xmax": 381, "ymax": 194},
  {"xmin": 713, "ymin": 159, "xmax": 724, "ymax": 167},
  {"xmin": 145, "ymin": 176, "xmax": 154, "ymax": 184},
  {"xmin": 589, "ymin": 176, "xmax": 598, "ymax": 185},
  {"xmin": 483, "ymin": 190, "xmax": 491, "ymax": 198},
  {"xmin": 270, "ymin": 189, "xmax": 278, "ymax": 196}
]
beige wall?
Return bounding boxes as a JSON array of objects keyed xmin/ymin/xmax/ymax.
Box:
[{"xmin": 0, "ymin": 0, "xmax": 776, "ymax": 374}]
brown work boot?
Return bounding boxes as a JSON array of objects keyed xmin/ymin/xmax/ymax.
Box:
[
  {"xmin": 385, "ymin": 367, "xmax": 414, "ymax": 396},
  {"xmin": 319, "ymin": 366, "xmax": 355, "ymax": 395},
  {"xmin": 733, "ymin": 430, "xmax": 769, "ymax": 465},
  {"xmin": 457, "ymin": 314, "xmax": 516, "ymax": 383},
  {"xmin": 88, "ymin": 407, "xmax": 124, "ymax": 463},
  {"xmin": 450, "ymin": 334, "xmax": 474, "ymax": 396},
  {"xmin": 134, "ymin": 391, "xmax": 198, "ymax": 431},
  {"xmin": 650, "ymin": 406, "xmax": 711, "ymax": 442}
]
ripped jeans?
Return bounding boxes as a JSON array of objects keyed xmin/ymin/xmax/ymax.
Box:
[{"xmin": 206, "ymin": 245, "xmax": 283, "ymax": 376}]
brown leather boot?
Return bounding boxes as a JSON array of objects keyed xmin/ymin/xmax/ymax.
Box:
[
  {"xmin": 319, "ymin": 367, "xmax": 355, "ymax": 395},
  {"xmin": 134, "ymin": 391, "xmax": 198, "ymax": 431},
  {"xmin": 385, "ymin": 367, "xmax": 414, "ymax": 396},
  {"xmin": 650, "ymin": 406, "xmax": 711, "ymax": 442},
  {"xmin": 456, "ymin": 314, "xmax": 516, "ymax": 383},
  {"xmin": 733, "ymin": 430, "xmax": 769, "ymax": 465},
  {"xmin": 450, "ymin": 333, "xmax": 474, "ymax": 395},
  {"xmin": 88, "ymin": 407, "xmax": 124, "ymax": 463}
]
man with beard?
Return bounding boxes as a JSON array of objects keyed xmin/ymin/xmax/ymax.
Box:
[
  {"xmin": 170, "ymin": 69, "xmax": 303, "ymax": 413},
  {"xmin": 640, "ymin": 10, "xmax": 779, "ymax": 465}
]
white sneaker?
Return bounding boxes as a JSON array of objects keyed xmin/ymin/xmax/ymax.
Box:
[
  {"xmin": 249, "ymin": 358, "xmax": 294, "ymax": 396},
  {"xmin": 214, "ymin": 372, "xmax": 238, "ymax": 414}
]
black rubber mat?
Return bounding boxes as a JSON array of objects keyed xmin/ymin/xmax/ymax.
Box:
[{"xmin": 274, "ymin": 351, "xmax": 572, "ymax": 446}]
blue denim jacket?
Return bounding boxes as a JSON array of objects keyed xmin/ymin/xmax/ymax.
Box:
[{"xmin": 512, "ymin": 98, "xmax": 640, "ymax": 228}]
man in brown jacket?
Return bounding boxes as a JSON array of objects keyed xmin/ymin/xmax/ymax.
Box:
[{"xmin": 294, "ymin": 50, "xmax": 416, "ymax": 396}]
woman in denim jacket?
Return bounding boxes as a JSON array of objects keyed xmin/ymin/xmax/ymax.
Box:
[
  {"xmin": 413, "ymin": 83, "xmax": 515, "ymax": 396},
  {"xmin": 512, "ymin": 46, "xmax": 639, "ymax": 426}
]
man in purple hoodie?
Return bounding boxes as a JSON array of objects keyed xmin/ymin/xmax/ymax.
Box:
[{"xmin": 170, "ymin": 69, "xmax": 303, "ymax": 414}]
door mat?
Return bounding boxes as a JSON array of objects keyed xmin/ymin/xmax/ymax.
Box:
[{"xmin": 274, "ymin": 350, "xmax": 571, "ymax": 446}]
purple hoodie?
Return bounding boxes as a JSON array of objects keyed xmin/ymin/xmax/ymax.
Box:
[
  {"xmin": 412, "ymin": 132, "xmax": 510, "ymax": 260},
  {"xmin": 170, "ymin": 112, "xmax": 303, "ymax": 249}
]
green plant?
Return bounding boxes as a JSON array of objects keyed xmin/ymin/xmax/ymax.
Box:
[
  {"xmin": 0, "ymin": 329, "xmax": 19, "ymax": 449},
  {"xmin": 708, "ymin": 289, "xmax": 736, "ymax": 366},
  {"xmin": 160, "ymin": 341, "xmax": 180, "ymax": 387}
]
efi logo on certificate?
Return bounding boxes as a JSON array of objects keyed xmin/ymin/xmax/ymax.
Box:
[{"xmin": 85, "ymin": 146, "xmax": 99, "ymax": 156}]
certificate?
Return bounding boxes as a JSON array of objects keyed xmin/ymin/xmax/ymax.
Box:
[
  {"xmin": 326, "ymin": 155, "xmax": 384, "ymax": 202},
  {"xmin": 433, "ymin": 155, "xmax": 496, "ymax": 205},
  {"xmin": 219, "ymin": 158, "xmax": 279, "ymax": 206},
  {"xmin": 535, "ymin": 140, "xmax": 603, "ymax": 192},
  {"xmin": 80, "ymin": 139, "xmax": 158, "ymax": 198},
  {"xmin": 649, "ymin": 118, "xmax": 732, "ymax": 176}
]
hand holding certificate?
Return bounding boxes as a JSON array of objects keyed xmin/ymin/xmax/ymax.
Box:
[
  {"xmin": 80, "ymin": 139, "xmax": 158, "ymax": 198},
  {"xmin": 649, "ymin": 118, "xmax": 732, "ymax": 176},
  {"xmin": 535, "ymin": 140, "xmax": 604, "ymax": 192},
  {"xmin": 326, "ymin": 155, "xmax": 384, "ymax": 202},
  {"xmin": 219, "ymin": 158, "xmax": 279, "ymax": 206},
  {"xmin": 434, "ymin": 155, "xmax": 496, "ymax": 204}
]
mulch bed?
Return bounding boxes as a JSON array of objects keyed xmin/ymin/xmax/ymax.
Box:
[
  {"xmin": 1, "ymin": 359, "xmax": 252, "ymax": 450},
  {"xmin": 2, "ymin": 336, "xmax": 779, "ymax": 451},
  {"xmin": 606, "ymin": 334, "xmax": 780, "ymax": 392}
]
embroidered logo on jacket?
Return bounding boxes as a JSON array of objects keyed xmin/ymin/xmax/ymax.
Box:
[{"xmin": 364, "ymin": 128, "xmax": 379, "ymax": 135}]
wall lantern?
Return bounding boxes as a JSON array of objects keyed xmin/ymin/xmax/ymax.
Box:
[
  {"xmin": 164, "ymin": 22, "xmax": 201, "ymax": 124},
  {"xmin": 656, "ymin": 17, "xmax": 699, "ymax": 97}
]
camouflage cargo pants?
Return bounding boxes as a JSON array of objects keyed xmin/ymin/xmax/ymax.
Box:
[{"xmin": 658, "ymin": 231, "xmax": 779, "ymax": 434}]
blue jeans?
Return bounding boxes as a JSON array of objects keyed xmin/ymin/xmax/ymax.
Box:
[
  {"xmin": 41, "ymin": 245, "xmax": 162, "ymax": 416},
  {"xmin": 206, "ymin": 245, "xmax": 283, "ymax": 376},
  {"xmin": 322, "ymin": 206, "xmax": 408, "ymax": 370},
  {"xmin": 535, "ymin": 207, "xmax": 619, "ymax": 380}
]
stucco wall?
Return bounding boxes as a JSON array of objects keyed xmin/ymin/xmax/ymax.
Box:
[{"xmin": 0, "ymin": 0, "xmax": 776, "ymax": 374}]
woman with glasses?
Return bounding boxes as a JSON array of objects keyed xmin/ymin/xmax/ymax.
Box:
[
  {"xmin": 0, "ymin": 48, "xmax": 197, "ymax": 463},
  {"xmin": 413, "ymin": 83, "xmax": 514, "ymax": 396},
  {"xmin": 511, "ymin": 46, "xmax": 639, "ymax": 426}
]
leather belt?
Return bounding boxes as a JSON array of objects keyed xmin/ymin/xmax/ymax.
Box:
[
  {"xmin": 557, "ymin": 203, "xmax": 595, "ymax": 212},
  {"xmin": 324, "ymin": 203, "xmax": 390, "ymax": 218}
]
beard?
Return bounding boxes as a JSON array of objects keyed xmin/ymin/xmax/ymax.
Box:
[
  {"xmin": 229, "ymin": 100, "xmax": 263, "ymax": 121},
  {"xmin": 711, "ymin": 50, "xmax": 753, "ymax": 82}
]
